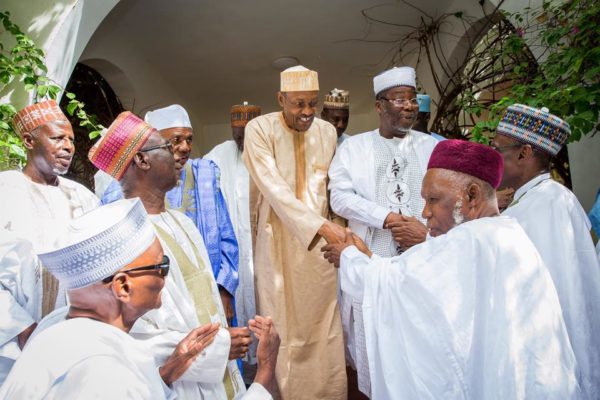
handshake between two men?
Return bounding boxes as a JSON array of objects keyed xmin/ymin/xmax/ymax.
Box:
[{"xmin": 318, "ymin": 211, "xmax": 428, "ymax": 266}]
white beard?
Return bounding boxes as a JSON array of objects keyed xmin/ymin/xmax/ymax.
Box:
[{"xmin": 452, "ymin": 199, "xmax": 465, "ymax": 226}]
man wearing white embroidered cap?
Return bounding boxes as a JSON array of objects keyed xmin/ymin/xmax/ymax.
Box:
[
  {"xmin": 328, "ymin": 66, "xmax": 438, "ymax": 397},
  {"xmin": 243, "ymin": 65, "xmax": 347, "ymax": 398},
  {"xmin": 0, "ymin": 198, "xmax": 220, "ymax": 399}
]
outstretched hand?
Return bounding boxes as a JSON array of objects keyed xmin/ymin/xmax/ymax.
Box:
[
  {"xmin": 160, "ymin": 322, "xmax": 220, "ymax": 386},
  {"xmin": 249, "ymin": 316, "xmax": 280, "ymax": 394},
  {"xmin": 321, "ymin": 228, "xmax": 371, "ymax": 267}
]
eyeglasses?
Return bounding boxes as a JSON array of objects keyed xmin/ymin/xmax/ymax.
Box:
[
  {"xmin": 490, "ymin": 143, "xmax": 522, "ymax": 153},
  {"xmin": 378, "ymin": 97, "xmax": 419, "ymax": 107},
  {"xmin": 139, "ymin": 142, "xmax": 173, "ymax": 153},
  {"xmin": 102, "ymin": 255, "xmax": 170, "ymax": 284}
]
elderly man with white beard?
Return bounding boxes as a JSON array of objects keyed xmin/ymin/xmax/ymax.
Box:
[{"xmin": 322, "ymin": 140, "xmax": 579, "ymax": 399}]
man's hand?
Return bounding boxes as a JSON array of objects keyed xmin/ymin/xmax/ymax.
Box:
[
  {"xmin": 17, "ymin": 322, "xmax": 37, "ymax": 350},
  {"xmin": 249, "ymin": 316, "xmax": 280, "ymax": 394},
  {"xmin": 159, "ymin": 323, "xmax": 220, "ymax": 386},
  {"xmin": 384, "ymin": 211, "xmax": 403, "ymax": 227},
  {"xmin": 228, "ymin": 326, "xmax": 253, "ymax": 360},
  {"xmin": 386, "ymin": 215, "xmax": 427, "ymax": 249},
  {"xmin": 322, "ymin": 228, "xmax": 371, "ymax": 267},
  {"xmin": 496, "ymin": 187, "xmax": 515, "ymax": 211},
  {"xmin": 317, "ymin": 220, "xmax": 347, "ymax": 244},
  {"xmin": 218, "ymin": 286, "xmax": 235, "ymax": 325}
]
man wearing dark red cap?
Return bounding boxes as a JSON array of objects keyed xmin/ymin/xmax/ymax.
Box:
[{"xmin": 322, "ymin": 140, "xmax": 578, "ymax": 399}]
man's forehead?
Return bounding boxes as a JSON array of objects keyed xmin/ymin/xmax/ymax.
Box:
[
  {"xmin": 284, "ymin": 91, "xmax": 319, "ymax": 101},
  {"xmin": 35, "ymin": 120, "xmax": 73, "ymax": 136},
  {"xmin": 323, "ymin": 108, "xmax": 349, "ymax": 117},
  {"xmin": 384, "ymin": 86, "xmax": 416, "ymax": 97},
  {"xmin": 160, "ymin": 127, "xmax": 193, "ymax": 139}
]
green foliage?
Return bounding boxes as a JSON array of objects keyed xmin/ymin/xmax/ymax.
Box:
[
  {"xmin": 0, "ymin": 11, "xmax": 104, "ymax": 170},
  {"xmin": 469, "ymin": 0, "xmax": 600, "ymax": 143}
]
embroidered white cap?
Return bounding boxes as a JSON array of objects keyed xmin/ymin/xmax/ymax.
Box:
[
  {"xmin": 280, "ymin": 65, "xmax": 319, "ymax": 92},
  {"xmin": 373, "ymin": 66, "xmax": 416, "ymax": 96},
  {"xmin": 38, "ymin": 198, "xmax": 156, "ymax": 289},
  {"xmin": 145, "ymin": 104, "xmax": 192, "ymax": 130}
]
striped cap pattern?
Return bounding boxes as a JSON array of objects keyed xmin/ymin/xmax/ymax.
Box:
[
  {"xmin": 497, "ymin": 104, "xmax": 571, "ymax": 156},
  {"xmin": 231, "ymin": 102, "xmax": 261, "ymax": 127},
  {"xmin": 12, "ymin": 100, "xmax": 69, "ymax": 137},
  {"xmin": 89, "ymin": 112, "xmax": 155, "ymax": 180}
]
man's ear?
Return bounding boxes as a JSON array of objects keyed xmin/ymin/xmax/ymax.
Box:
[
  {"xmin": 466, "ymin": 182, "xmax": 482, "ymax": 207},
  {"xmin": 277, "ymin": 92, "xmax": 285, "ymax": 108},
  {"xmin": 21, "ymin": 132, "xmax": 36, "ymax": 150},
  {"xmin": 111, "ymin": 273, "xmax": 132, "ymax": 303},
  {"xmin": 132, "ymin": 152, "xmax": 151, "ymax": 171},
  {"xmin": 518, "ymin": 144, "xmax": 534, "ymax": 161}
]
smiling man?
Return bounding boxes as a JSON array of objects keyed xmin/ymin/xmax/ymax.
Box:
[
  {"xmin": 243, "ymin": 65, "xmax": 347, "ymax": 399},
  {"xmin": 327, "ymin": 66, "xmax": 438, "ymax": 396},
  {"xmin": 323, "ymin": 140, "xmax": 578, "ymax": 400},
  {"xmin": 0, "ymin": 100, "xmax": 98, "ymax": 384}
]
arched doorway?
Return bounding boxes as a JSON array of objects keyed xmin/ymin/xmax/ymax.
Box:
[{"xmin": 60, "ymin": 62, "xmax": 124, "ymax": 190}]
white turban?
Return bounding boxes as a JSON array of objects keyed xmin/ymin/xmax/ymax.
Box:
[
  {"xmin": 144, "ymin": 104, "xmax": 192, "ymax": 130},
  {"xmin": 373, "ymin": 66, "xmax": 416, "ymax": 96},
  {"xmin": 38, "ymin": 198, "xmax": 156, "ymax": 289}
]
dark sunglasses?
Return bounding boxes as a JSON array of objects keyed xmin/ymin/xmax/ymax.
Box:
[{"xmin": 102, "ymin": 255, "xmax": 170, "ymax": 284}]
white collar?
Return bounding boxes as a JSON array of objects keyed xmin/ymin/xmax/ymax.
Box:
[{"xmin": 513, "ymin": 172, "xmax": 551, "ymax": 200}]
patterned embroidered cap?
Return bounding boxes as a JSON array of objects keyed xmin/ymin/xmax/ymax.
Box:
[
  {"xmin": 231, "ymin": 101, "xmax": 261, "ymax": 128},
  {"xmin": 417, "ymin": 94, "xmax": 431, "ymax": 113},
  {"xmin": 428, "ymin": 139, "xmax": 504, "ymax": 189},
  {"xmin": 38, "ymin": 198, "xmax": 156, "ymax": 290},
  {"xmin": 145, "ymin": 104, "xmax": 192, "ymax": 130},
  {"xmin": 12, "ymin": 100, "xmax": 70, "ymax": 137},
  {"xmin": 89, "ymin": 111, "xmax": 156, "ymax": 181},
  {"xmin": 280, "ymin": 65, "xmax": 319, "ymax": 92},
  {"xmin": 373, "ymin": 66, "xmax": 416, "ymax": 96},
  {"xmin": 496, "ymin": 104, "xmax": 571, "ymax": 156},
  {"xmin": 323, "ymin": 88, "xmax": 350, "ymax": 110}
]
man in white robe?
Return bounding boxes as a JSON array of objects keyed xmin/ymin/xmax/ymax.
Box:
[
  {"xmin": 0, "ymin": 198, "xmax": 220, "ymax": 399},
  {"xmin": 0, "ymin": 100, "xmax": 98, "ymax": 383},
  {"xmin": 492, "ymin": 104, "xmax": 600, "ymax": 399},
  {"xmin": 328, "ymin": 67, "xmax": 438, "ymax": 396},
  {"xmin": 205, "ymin": 101, "xmax": 261, "ymax": 368},
  {"xmin": 323, "ymin": 140, "xmax": 579, "ymax": 399},
  {"xmin": 321, "ymin": 88, "xmax": 350, "ymax": 146},
  {"xmin": 89, "ymin": 111, "xmax": 274, "ymax": 399}
]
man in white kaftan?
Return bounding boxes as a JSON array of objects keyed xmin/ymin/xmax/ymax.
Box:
[
  {"xmin": 328, "ymin": 67, "xmax": 437, "ymax": 395},
  {"xmin": 0, "ymin": 100, "xmax": 98, "ymax": 384},
  {"xmin": 205, "ymin": 102, "xmax": 261, "ymax": 366},
  {"xmin": 493, "ymin": 104, "xmax": 600, "ymax": 399},
  {"xmin": 323, "ymin": 139, "xmax": 579, "ymax": 400},
  {"xmin": 88, "ymin": 111, "xmax": 270, "ymax": 400},
  {"xmin": 0, "ymin": 199, "xmax": 224, "ymax": 400}
]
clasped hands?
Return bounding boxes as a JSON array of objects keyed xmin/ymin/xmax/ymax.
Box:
[
  {"xmin": 383, "ymin": 212, "xmax": 427, "ymax": 249},
  {"xmin": 320, "ymin": 226, "xmax": 371, "ymax": 268}
]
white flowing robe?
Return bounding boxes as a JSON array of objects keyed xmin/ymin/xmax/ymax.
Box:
[
  {"xmin": 0, "ymin": 171, "xmax": 98, "ymax": 384},
  {"xmin": 341, "ymin": 216, "xmax": 579, "ymax": 400},
  {"xmin": 205, "ymin": 140, "xmax": 257, "ymax": 363},
  {"xmin": 133, "ymin": 210, "xmax": 252, "ymax": 400},
  {"xmin": 502, "ymin": 174, "xmax": 600, "ymax": 400},
  {"xmin": 328, "ymin": 129, "xmax": 437, "ymax": 387},
  {"xmin": 0, "ymin": 317, "xmax": 173, "ymax": 399}
]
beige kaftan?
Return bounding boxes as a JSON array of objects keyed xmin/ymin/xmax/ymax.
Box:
[{"xmin": 243, "ymin": 112, "xmax": 347, "ymax": 399}]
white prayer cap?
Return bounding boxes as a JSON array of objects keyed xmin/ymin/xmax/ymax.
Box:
[
  {"xmin": 144, "ymin": 104, "xmax": 192, "ymax": 131},
  {"xmin": 38, "ymin": 198, "xmax": 156, "ymax": 290},
  {"xmin": 280, "ymin": 65, "xmax": 319, "ymax": 92},
  {"xmin": 373, "ymin": 66, "xmax": 416, "ymax": 96}
]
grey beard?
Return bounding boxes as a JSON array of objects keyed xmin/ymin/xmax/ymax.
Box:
[{"xmin": 452, "ymin": 199, "xmax": 465, "ymax": 226}]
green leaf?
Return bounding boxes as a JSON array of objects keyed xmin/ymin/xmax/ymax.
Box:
[
  {"xmin": 66, "ymin": 102, "xmax": 78, "ymax": 116},
  {"xmin": 65, "ymin": 92, "xmax": 76, "ymax": 100}
]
